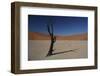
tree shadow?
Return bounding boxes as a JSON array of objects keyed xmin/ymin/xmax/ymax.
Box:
[{"xmin": 46, "ymin": 49, "xmax": 78, "ymax": 57}]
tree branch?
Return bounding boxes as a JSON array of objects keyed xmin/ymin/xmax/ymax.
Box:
[{"xmin": 47, "ymin": 24, "xmax": 52, "ymax": 36}]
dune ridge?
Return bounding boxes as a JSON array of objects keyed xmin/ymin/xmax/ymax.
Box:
[{"xmin": 28, "ymin": 32, "xmax": 87, "ymax": 40}]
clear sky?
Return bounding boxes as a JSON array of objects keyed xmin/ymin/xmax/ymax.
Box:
[{"xmin": 28, "ymin": 15, "xmax": 88, "ymax": 36}]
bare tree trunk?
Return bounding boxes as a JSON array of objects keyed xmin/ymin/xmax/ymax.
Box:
[{"xmin": 46, "ymin": 22, "xmax": 56, "ymax": 56}]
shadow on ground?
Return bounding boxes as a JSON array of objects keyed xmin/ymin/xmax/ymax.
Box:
[{"xmin": 46, "ymin": 49, "xmax": 78, "ymax": 57}]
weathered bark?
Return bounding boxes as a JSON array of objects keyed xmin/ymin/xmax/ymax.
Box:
[{"xmin": 46, "ymin": 22, "xmax": 56, "ymax": 56}]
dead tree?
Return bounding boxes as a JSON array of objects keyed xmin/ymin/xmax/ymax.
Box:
[{"xmin": 46, "ymin": 21, "xmax": 56, "ymax": 56}]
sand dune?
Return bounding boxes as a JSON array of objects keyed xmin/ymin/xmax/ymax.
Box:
[{"xmin": 29, "ymin": 32, "xmax": 87, "ymax": 40}]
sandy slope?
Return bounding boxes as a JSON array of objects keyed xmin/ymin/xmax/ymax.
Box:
[{"xmin": 28, "ymin": 32, "xmax": 87, "ymax": 40}]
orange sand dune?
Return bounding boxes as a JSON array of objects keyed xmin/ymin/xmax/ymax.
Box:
[{"xmin": 29, "ymin": 32, "xmax": 87, "ymax": 40}]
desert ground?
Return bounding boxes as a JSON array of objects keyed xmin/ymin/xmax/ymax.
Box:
[{"xmin": 28, "ymin": 40, "xmax": 88, "ymax": 60}]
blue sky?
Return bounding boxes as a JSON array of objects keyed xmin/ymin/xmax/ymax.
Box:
[{"xmin": 28, "ymin": 15, "xmax": 88, "ymax": 36}]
